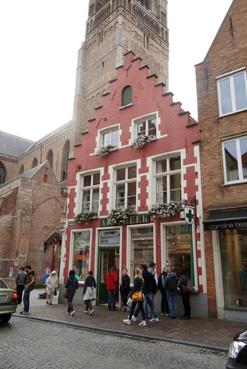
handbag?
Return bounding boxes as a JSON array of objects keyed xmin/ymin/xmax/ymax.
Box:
[{"xmin": 132, "ymin": 291, "xmax": 143, "ymax": 301}]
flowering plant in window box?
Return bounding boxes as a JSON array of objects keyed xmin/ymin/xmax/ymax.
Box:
[
  {"xmin": 149, "ymin": 201, "xmax": 185, "ymax": 219},
  {"xmin": 132, "ymin": 135, "xmax": 155, "ymax": 149},
  {"xmin": 108, "ymin": 207, "xmax": 137, "ymax": 225},
  {"xmin": 75, "ymin": 212, "xmax": 97, "ymax": 224},
  {"xmin": 96, "ymin": 145, "xmax": 115, "ymax": 157}
]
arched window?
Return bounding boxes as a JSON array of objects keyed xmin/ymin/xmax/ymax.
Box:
[
  {"xmin": 46, "ymin": 149, "xmax": 53, "ymax": 169},
  {"xmin": 19, "ymin": 165, "xmax": 24, "ymax": 174},
  {"xmin": 121, "ymin": 85, "xmax": 132, "ymax": 106},
  {"xmin": 31, "ymin": 158, "xmax": 38, "ymax": 168},
  {"xmin": 0, "ymin": 162, "xmax": 6, "ymax": 185},
  {"xmin": 61, "ymin": 140, "xmax": 70, "ymax": 181}
]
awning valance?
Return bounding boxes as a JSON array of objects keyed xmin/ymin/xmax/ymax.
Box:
[{"xmin": 204, "ymin": 207, "xmax": 247, "ymax": 231}]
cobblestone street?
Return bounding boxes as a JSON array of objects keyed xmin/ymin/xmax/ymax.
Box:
[{"xmin": 0, "ymin": 317, "xmax": 227, "ymax": 369}]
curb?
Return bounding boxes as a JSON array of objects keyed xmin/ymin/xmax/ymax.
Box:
[{"xmin": 14, "ymin": 314, "xmax": 228, "ymax": 353}]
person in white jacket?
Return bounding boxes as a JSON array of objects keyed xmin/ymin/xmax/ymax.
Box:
[{"xmin": 46, "ymin": 271, "xmax": 58, "ymax": 305}]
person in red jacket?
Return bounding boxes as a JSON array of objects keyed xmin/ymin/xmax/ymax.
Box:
[{"xmin": 105, "ymin": 266, "xmax": 118, "ymax": 311}]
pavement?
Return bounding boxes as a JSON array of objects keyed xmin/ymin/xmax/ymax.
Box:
[{"xmin": 14, "ymin": 289, "xmax": 245, "ymax": 352}]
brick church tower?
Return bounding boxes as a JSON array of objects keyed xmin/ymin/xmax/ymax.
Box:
[{"xmin": 72, "ymin": 0, "xmax": 169, "ymax": 148}]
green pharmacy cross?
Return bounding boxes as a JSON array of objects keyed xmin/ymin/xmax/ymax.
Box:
[{"xmin": 185, "ymin": 207, "xmax": 194, "ymax": 224}]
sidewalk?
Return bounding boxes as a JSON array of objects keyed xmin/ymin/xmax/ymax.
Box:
[{"xmin": 14, "ymin": 290, "xmax": 245, "ymax": 352}]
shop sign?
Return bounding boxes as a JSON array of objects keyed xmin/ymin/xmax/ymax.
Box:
[
  {"xmin": 100, "ymin": 213, "xmax": 150, "ymax": 227},
  {"xmin": 184, "ymin": 207, "xmax": 194, "ymax": 225},
  {"xmin": 205, "ymin": 220, "xmax": 247, "ymax": 231}
]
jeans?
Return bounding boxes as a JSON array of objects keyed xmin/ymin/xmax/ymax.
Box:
[
  {"xmin": 107, "ymin": 290, "xmax": 116, "ymax": 310},
  {"xmin": 181, "ymin": 292, "xmax": 191, "ymax": 318},
  {"xmin": 166, "ymin": 292, "xmax": 177, "ymax": 318},
  {"xmin": 135, "ymin": 293, "xmax": 157, "ymax": 319},
  {"xmin": 23, "ymin": 288, "xmax": 31, "ymax": 312},
  {"xmin": 129, "ymin": 300, "xmax": 145, "ymax": 321},
  {"xmin": 16, "ymin": 285, "xmax": 25, "ymax": 304},
  {"xmin": 67, "ymin": 293, "xmax": 74, "ymax": 313},
  {"xmin": 161, "ymin": 290, "xmax": 169, "ymax": 315}
]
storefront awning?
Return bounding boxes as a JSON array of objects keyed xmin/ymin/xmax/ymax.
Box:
[{"xmin": 204, "ymin": 207, "xmax": 247, "ymax": 231}]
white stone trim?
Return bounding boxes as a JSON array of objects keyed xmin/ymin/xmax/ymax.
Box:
[{"xmin": 212, "ymin": 230, "xmax": 225, "ymax": 319}]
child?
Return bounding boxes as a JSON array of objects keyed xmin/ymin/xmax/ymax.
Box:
[{"xmin": 83, "ymin": 271, "xmax": 96, "ymax": 316}]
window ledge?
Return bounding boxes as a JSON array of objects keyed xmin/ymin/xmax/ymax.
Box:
[
  {"xmin": 218, "ymin": 108, "xmax": 247, "ymax": 120},
  {"xmin": 119, "ymin": 103, "xmax": 133, "ymax": 110},
  {"xmin": 222, "ymin": 180, "xmax": 247, "ymax": 188}
]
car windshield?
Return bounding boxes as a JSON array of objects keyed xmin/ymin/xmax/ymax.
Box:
[{"xmin": 0, "ymin": 279, "xmax": 8, "ymax": 289}]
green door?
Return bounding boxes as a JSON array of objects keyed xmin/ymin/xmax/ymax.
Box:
[{"xmin": 98, "ymin": 248, "xmax": 119, "ymax": 304}]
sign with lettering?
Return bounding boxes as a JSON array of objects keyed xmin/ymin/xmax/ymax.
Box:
[
  {"xmin": 100, "ymin": 213, "xmax": 150, "ymax": 227},
  {"xmin": 204, "ymin": 221, "xmax": 247, "ymax": 231}
]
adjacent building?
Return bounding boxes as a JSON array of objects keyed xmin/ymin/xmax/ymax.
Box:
[{"xmin": 196, "ymin": 0, "xmax": 247, "ymax": 321}]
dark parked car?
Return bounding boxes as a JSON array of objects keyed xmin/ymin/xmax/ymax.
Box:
[
  {"xmin": 226, "ymin": 330, "xmax": 247, "ymax": 368},
  {"xmin": 0, "ymin": 279, "xmax": 18, "ymax": 323}
]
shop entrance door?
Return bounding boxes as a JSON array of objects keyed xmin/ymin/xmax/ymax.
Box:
[{"xmin": 98, "ymin": 248, "xmax": 119, "ymax": 304}]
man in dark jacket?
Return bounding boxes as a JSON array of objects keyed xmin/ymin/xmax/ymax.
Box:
[
  {"xmin": 164, "ymin": 268, "xmax": 178, "ymax": 318},
  {"xmin": 158, "ymin": 267, "xmax": 169, "ymax": 316},
  {"xmin": 15, "ymin": 267, "xmax": 27, "ymax": 304},
  {"xmin": 120, "ymin": 269, "xmax": 130, "ymax": 311}
]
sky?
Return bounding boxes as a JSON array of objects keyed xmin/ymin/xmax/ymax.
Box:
[{"xmin": 0, "ymin": 0, "xmax": 233, "ymax": 141}]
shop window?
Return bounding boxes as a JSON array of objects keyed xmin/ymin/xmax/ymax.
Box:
[
  {"xmin": 0, "ymin": 162, "xmax": 6, "ymax": 185},
  {"xmin": 134, "ymin": 114, "xmax": 157, "ymax": 139},
  {"xmin": 114, "ymin": 164, "xmax": 137, "ymax": 209},
  {"xmin": 223, "ymin": 136, "xmax": 247, "ymax": 183},
  {"xmin": 80, "ymin": 172, "xmax": 100, "ymax": 214},
  {"xmin": 217, "ymin": 70, "xmax": 247, "ymax": 116},
  {"xmin": 130, "ymin": 227, "xmax": 154, "ymax": 279},
  {"xmin": 72, "ymin": 231, "xmax": 91, "ymax": 281},
  {"xmin": 121, "ymin": 86, "xmax": 132, "ymax": 107},
  {"xmin": 165, "ymin": 224, "xmax": 192, "ymax": 277},
  {"xmin": 100, "ymin": 128, "xmax": 119, "ymax": 149},
  {"xmin": 220, "ymin": 229, "xmax": 247, "ymax": 309},
  {"xmin": 154, "ymin": 155, "xmax": 181, "ymax": 204}
]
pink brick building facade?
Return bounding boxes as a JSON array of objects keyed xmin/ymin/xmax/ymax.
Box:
[{"xmin": 63, "ymin": 53, "xmax": 207, "ymax": 315}]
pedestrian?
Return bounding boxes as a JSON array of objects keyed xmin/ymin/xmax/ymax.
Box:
[
  {"xmin": 120, "ymin": 269, "xmax": 130, "ymax": 311},
  {"xmin": 20, "ymin": 265, "xmax": 35, "ymax": 315},
  {"xmin": 158, "ymin": 267, "xmax": 169, "ymax": 316},
  {"xmin": 15, "ymin": 267, "xmax": 27, "ymax": 304},
  {"xmin": 164, "ymin": 268, "xmax": 178, "ymax": 319},
  {"xmin": 105, "ymin": 266, "xmax": 118, "ymax": 311},
  {"xmin": 123, "ymin": 267, "xmax": 146, "ymax": 327},
  {"xmin": 46, "ymin": 271, "xmax": 58, "ymax": 305},
  {"xmin": 65, "ymin": 269, "xmax": 79, "ymax": 316},
  {"xmin": 83, "ymin": 270, "xmax": 96, "ymax": 316},
  {"xmin": 178, "ymin": 269, "xmax": 193, "ymax": 319}
]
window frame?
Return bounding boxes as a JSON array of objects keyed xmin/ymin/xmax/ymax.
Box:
[
  {"xmin": 222, "ymin": 136, "xmax": 247, "ymax": 184},
  {"xmin": 113, "ymin": 164, "xmax": 137, "ymax": 209},
  {"xmin": 153, "ymin": 155, "xmax": 182, "ymax": 205},
  {"xmin": 80, "ymin": 172, "xmax": 101, "ymax": 214},
  {"xmin": 121, "ymin": 85, "xmax": 132, "ymax": 107},
  {"xmin": 217, "ymin": 69, "xmax": 247, "ymax": 117},
  {"xmin": 100, "ymin": 127, "xmax": 119, "ymax": 149}
]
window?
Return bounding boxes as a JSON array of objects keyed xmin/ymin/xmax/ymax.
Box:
[
  {"xmin": 80, "ymin": 172, "xmax": 100, "ymax": 213},
  {"xmin": 130, "ymin": 227, "xmax": 154, "ymax": 279},
  {"xmin": 218, "ymin": 70, "xmax": 247, "ymax": 116},
  {"xmin": 121, "ymin": 86, "xmax": 132, "ymax": 107},
  {"xmin": 154, "ymin": 156, "xmax": 181, "ymax": 204},
  {"xmin": 114, "ymin": 165, "xmax": 137, "ymax": 209},
  {"xmin": 31, "ymin": 158, "xmax": 38, "ymax": 168},
  {"xmin": 134, "ymin": 114, "xmax": 157, "ymax": 139},
  {"xmin": 72, "ymin": 231, "xmax": 91, "ymax": 281},
  {"xmin": 0, "ymin": 162, "xmax": 6, "ymax": 185},
  {"xmin": 165, "ymin": 224, "xmax": 192, "ymax": 277},
  {"xmin": 100, "ymin": 128, "xmax": 119, "ymax": 149},
  {"xmin": 220, "ymin": 228, "xmax": 247, "ymax": 309},
  {"xmin": 223, "ymin": 137, "xmax": 247, "ymax": 183}
]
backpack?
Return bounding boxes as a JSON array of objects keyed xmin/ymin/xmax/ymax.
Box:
[{"xmin": 166, "ymin": 274, "xmax": 178, "ymax": 293}]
